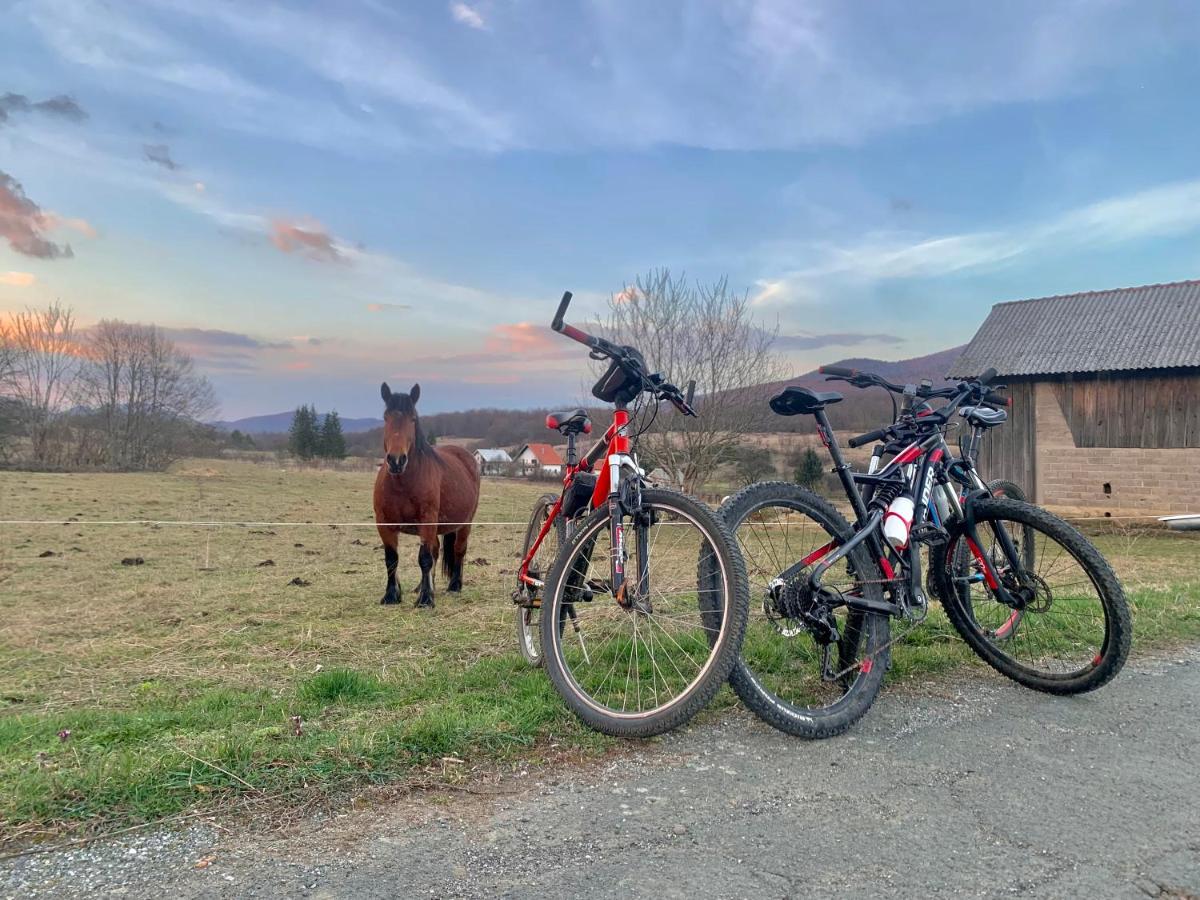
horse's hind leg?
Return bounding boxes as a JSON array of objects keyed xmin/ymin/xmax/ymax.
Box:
[
  {"xmin": 446, "ymin": 526, "xmax": 470, "ymax": 593},
  {"xmin": 415, "ymin": 526, "xmax": 438, "ymax": 609},
  {"xmin": 379, "ymin": 528, "xmax": 401, "ymax": 605}
]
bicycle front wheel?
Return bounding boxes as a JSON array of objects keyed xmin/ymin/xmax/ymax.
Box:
[
  {"xmin": 935, "ymin": 498, "xmax": 1131, "ymax": 693},
  {"xmin": 540, "ymin": 488, "xmax": 749, "ymax": 738}
]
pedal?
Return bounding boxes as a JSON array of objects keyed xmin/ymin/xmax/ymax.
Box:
[{"xmin": 910, "ymin": 523, "xmax": 948, "ymax": 546}]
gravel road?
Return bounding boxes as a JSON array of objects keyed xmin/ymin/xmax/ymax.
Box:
[{"xmin": 5, "ymin": 650, "xmax": 1198, "ymax": 899}]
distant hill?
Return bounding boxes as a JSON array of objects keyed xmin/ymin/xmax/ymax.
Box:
[
  {"xmin": 734, "ymin": 345, "xmax": 968, "ymax": 434},
  {"xmin": 219, "ymin": 345, "xmax": 965, "ymax": 441},
  {"xmin": 213, "ymin": 411, "xmax": 383, "ymax": 435},
  {"xmin": 759, "ymin": 345, "xmax": 966, "ymax": 398}
]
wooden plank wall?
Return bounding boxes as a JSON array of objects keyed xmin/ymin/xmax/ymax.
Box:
[
  {"xmin": 1053, "ymin": 370, "xmax": 1200, "ymax": 449},
  {"xmin": 975, "ymin": 379, "xmax": 1037, "ymax": 493}
]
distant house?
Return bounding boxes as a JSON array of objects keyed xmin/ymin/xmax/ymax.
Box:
[
  {"xmin": 948, "ymin": 280, "xmax": 1200, "ymax": 514},
  {"xmin": 473, "ymin": 448, "xmax": 512, "ymax": 475},
  {"xmin": 515, "ymin": 442, "xmax": 564, "ymax": 476}
]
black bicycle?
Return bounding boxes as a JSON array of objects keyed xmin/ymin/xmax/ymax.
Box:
[{"xmin": 710, "ymin": 367, "xmax": 1132, "ymax": 738}]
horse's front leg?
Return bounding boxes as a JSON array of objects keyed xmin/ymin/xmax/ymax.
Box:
[
  {"xmin": 415, "ymin": 526, "xmax": 438, "ymax": 609},
  {"xmin": 379, "ymin": 529, "xmax": 401, "ymax": 605}
]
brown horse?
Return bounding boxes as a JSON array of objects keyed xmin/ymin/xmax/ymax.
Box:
[{"xmin": 373, "ymin": 382, "xmax": 481, "ymax": 608}]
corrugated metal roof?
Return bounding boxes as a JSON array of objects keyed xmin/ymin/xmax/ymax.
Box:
[
  {"xmin": 948, "ymin": 280, "xmax": 1200, "ymax": 378},
  {"xmin": 474, "ymin": 448, "xmax": 511, "ymax": 462}
]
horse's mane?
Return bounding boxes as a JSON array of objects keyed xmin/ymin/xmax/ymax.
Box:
[{"xmin": 385, "ymin": 393, "xmax": 442, "ymax": 464}]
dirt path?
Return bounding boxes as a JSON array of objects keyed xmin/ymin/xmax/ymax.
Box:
[{"xmin": 5, "ymin": 650, "xmax": 1199, "ymax": 899}]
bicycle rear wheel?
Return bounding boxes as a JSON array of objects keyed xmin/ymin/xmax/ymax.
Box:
[
  {"xmin": 935, "ymin": 498, "xmax": 1131, "ymax": 693},
  {"xmin": 540, "ymin": 488, "xmax": 749, "ymax": 738},
  {"xmin": 715, "ymin": 482, "xmax": 890, "ymax": 739},
  {"xmin": 515, "ymin": 493, "xmax": 565, "ymax": 667}
]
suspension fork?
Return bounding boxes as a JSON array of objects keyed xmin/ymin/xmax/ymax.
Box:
[
  {"xmin": 604, "ymin": 404, "xmax": 646, "ymax": 608},
  {"xmin": 960, "ymin": 490, "xmax": 1027, "ymax": 609}
]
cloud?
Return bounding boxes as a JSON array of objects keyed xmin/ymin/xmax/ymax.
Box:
[
  {"xmin": 775, "ymin": 331, "xmax": 904, "ymax": 351},
  {"xmin": 366, "ymin": 301, "xmax": 412, "ymax": 313},
  {"xmin": 759, "ymin": 176, "xmax": 1200, "ymax": 304},
  {"xmin": 0, "ymin": 171, "xmax": 75, "ymax": 259},
  {"xmin": 483, "ymin": 322, "xmax": 557, "ymax": 355},
  {"xmin": 162, "ymin": 327, "xmax": 293, "ymax": 351},
  {"xmin": 143, "ymin": 143, "xmax": 181, "ymax": 170},
  {"xmin": 269, "ymin": 219, "xmax": 343, "ymax": 263},
  {"xmin": 0, "ymin": 92, "xmax": 87, "ymax": 126},
  {"xmin": 17, "ymin": 1, "xmax": 1200, "ymax": 154},
  {"xmin": 0, "ymin": 271, "xmax": 36, "ymax": 287},
  {"xmin": 450, "ymin": 2, "xmax": 486, "ymax": 29}
]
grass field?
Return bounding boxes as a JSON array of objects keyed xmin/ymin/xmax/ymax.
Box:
[{"xmin": 1, "ymin": 459, "xmax": 1197, "ymax": 843}]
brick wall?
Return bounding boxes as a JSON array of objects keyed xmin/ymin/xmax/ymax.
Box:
[{"xmin": 1034, "ymin": 382, "xmax": 1200, "ymax": 514}]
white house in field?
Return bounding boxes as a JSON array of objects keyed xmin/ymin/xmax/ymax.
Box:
[
  {"xmin": 473, "ymin": 448, "xmax": 511, "ymax": 475},
  {"xmin": 515, "ymin": 442, "xmax": 564, "ymax": 476}
]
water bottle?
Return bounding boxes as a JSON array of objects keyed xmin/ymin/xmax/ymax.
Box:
[{"xmin": 883, "ymin": 493, "xmax": 915, "ymax": 549}]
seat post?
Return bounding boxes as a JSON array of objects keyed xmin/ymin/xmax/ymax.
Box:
[
  {"xmin": 816, "ymin": 408, "xmax": 869, "ymax": 523},
  {"xmin": 565, "ymin": 433, "xmax": 577, "ymax": 467}
]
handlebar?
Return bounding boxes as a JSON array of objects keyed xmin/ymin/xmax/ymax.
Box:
[
  {"xmin": 818, "ymin": 365, "xmax": 857, "ymax": 378},
  {"xmin": 983, "ymin": 388, "xmax": 1010, "ymax": 407},
  {"xmin": 550, "ymin": 290, "xmax": 697, "ymax": 417},
  {"xmin": 848, "ymin": 427, "xmax": 888, "ymax": 449},
  {"xmin": 551, "ymin": 291, "xmax": 572, "ymax": 331}
]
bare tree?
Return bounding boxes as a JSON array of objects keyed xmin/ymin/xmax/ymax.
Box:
[
  {"xmin": 77, "ymin": 320, "xmax": 217, "ymax": 469},
  {"xmin": 602, "ymin": 269, "xmax": 786, "ymax": 492},
  {"xmin": 1, "ymin": 302, "xmax": 79, "ymax": 462},
  {"xmin": 0, "ymin": 319, "xmax": 19, "ymax": 460}
]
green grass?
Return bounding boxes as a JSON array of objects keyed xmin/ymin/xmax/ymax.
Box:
[{"xmin": 0, "ymin": 459, "xmax": 1197, "ymax": 842}]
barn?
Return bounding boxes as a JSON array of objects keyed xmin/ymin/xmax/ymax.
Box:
[{"xmin": 948, "ymin": 280, "xmax": 1200, "ymax": 515}]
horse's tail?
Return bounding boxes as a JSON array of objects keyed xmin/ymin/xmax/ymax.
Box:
[{"xmin": 441, "ymin": 531, "xmax": 455, "ymax": 580}]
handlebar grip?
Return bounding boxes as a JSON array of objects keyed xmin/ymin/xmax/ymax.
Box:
[
  {"xmin": 685, "ymin": 380, "xmax": 696, "ymax": 407},
  {"xmin": 978, "ymin": 367, "xmax": 998, "ymax": 386},
  {"xmin": 983, "ymin": 388, "xmax": 1011, "ymax": 407},
  {"xmin": 848, "ymin": 427, "xmax": 886, "ymax": 449},
  {"xmin": 551, "ymin": 291, "xmax": 572, "ymax": 331},
  {"xmin": 819, "ymin": 365, "xmax": 856, "ymax": 377}
]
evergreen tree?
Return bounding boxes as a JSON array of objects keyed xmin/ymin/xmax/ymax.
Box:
[
  {"xmin": 319, "ymin": 410, "xmax": 346, "ymax": 459},
  {"xmin": 288, "ymin": 405, "xmax": 319, "ymax": 460},
  {"xmin": 794, "ymin": 447, "xmax": 825, "ymax": 491},
  {"xmin": 229, "ymin": 429, "xmax": 256, "ymax": 450}
]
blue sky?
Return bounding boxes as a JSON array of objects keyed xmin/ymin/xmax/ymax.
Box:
[{"xmin": 3, "ymin": 0, "xmax": 1200, "ymax": 418}]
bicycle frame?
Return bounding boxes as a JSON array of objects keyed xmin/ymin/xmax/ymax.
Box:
[
  {"xmin": 517, "ymin": 404, "xmax": 637, "ymax": 599},
  {"xmin": 797, "ymin": 408, "xmax": 1027, "ymax": 617}
]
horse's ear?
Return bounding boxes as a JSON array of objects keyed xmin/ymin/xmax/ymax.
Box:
[
  {"xmin": 380, "ymin": 382, "xmax": 392, "ymax": 404},
  {"xmin": 409, "ymin": 383, "xmax": 420, "ymax": 405}
]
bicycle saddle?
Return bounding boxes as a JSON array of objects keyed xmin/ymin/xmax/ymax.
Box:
[
  {"xmin": 959, "ymin": 405, "xmax": 1007, "ymax": 428},
  {"xmin": 546, "ymin": 408, "xmax": 592, "ymax": 435},
  {"xmin": 769, "ymin": 387, "xmax": 844, "ymax": 417}
]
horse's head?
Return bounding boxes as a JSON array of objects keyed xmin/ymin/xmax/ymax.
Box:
[{"xmin": 380, "ymin": 382, "xmax": 421, "ymax": 475}]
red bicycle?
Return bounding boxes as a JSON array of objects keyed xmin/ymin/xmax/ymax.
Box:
[{"xmin": 512, "ymin": 292, "xmax": 750, "ymax": 738}]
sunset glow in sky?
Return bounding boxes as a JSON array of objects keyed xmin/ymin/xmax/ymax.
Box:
[{"xmin": 3, "ymin": 1, "xmax": 1200, "ymax": 418}]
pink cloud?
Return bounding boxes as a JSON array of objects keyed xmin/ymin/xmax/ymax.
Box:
[
  {"xmin": 0, "ymin": 171, "xmax": 75, "ymax": 259},
  {"xmin": 269, "ymin": 218, "xmax": 343, "ymax": 263},
  {"xmin": 0, "ymin": 271, "xmax": 35, "ymax": 287},
  {"xmin": 483, "ymin": 321, "xmax": 557, "ymax": 354}
]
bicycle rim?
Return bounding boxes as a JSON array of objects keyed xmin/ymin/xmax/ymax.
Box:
[
  {"xmin": 729, "ymin": 490, "xmax": 887, "ymax": 718},
  {"xmin": 949, "ymin": 515, "xmax": 1110, "ymax": 678},
  {"xmin": 543, "ymin": 492, "xmax": 741, "ymax": 728}
]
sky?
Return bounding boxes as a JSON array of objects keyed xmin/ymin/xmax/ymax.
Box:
[{"xmin": 3, "ymin": 0, "xmax": 1200, "ymax": 419}]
